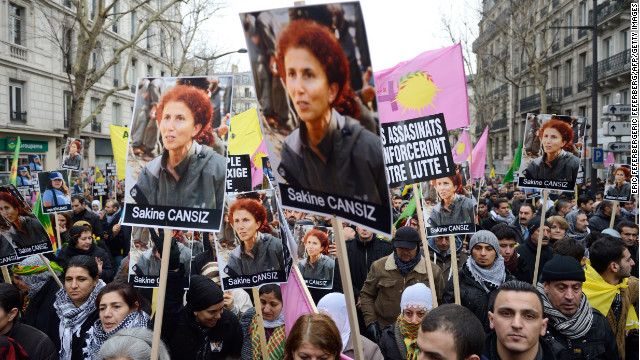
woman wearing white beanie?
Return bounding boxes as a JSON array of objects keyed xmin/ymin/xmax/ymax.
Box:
[{"xmin": 378, "ymin": 283, "xmax": 433, "ymax": 360}]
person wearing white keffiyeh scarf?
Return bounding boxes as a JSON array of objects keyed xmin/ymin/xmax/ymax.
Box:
[
  {"xmin": 83, "ymin": 281, "xmax": 150, "ymax": 360},
  {"xmin": 537, "ymin": 255, "xmax": 620, "ymax": 359},
  {"xmin": 55, "ymin": 255, "xmax": 105, "ymax": 360}
]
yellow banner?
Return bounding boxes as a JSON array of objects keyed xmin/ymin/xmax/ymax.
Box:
[{"xmin": 109, "ymin": 125, "xmax": 128, "ymax": 180}]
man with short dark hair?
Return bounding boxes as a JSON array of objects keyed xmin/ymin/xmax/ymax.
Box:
[
  {"xmin": 516, "ymin": 217, "xmax": 553, "ymax": 283},
  {"xmin": 417, "ymin": 304, "xmax": 484, "ymax": 360},
  {"xmin": 510, "ymin": 203, "xmax": 535, "ymax": 244},
  {"xmin": 483, "ymin": 198, "xmax": 516, "ymax": 231},
  {"xmin": 617, "ymin": 221, "xmax": 639, "ymax": 278},
  {"xmin": 584, "ymin": 237, "xmax": 639, "ymax": 359},
  {"xmin": 577, "ymin": 195, "xmax": 594, "ymax": 218},
  {"xmin": 538, "ymin": 255, "xmax": 619, "ymax": 359},
  {"xmin": 485, "ymin": 280, "xmax": 555, "ymax": 360},
  {"xmin": 71, "ymin": 195, "xmax": 103, "ymax": 238},
  {"xmin": 101, "ymin": 199, "xmax": 129, "ymax": 269},
  {"xmin": 589, "ymin": 200, "xmax": 620, "ymax": 232},
  {"xmin": 552, "ymin": 238, "xmax": 586, "ymax": 266},
  {"xmin": 361, "ymin": 227, "xmax": 444, "ymax": 342},
  {"xmin": 492, "ymin": 224, "xmax": 529, "ymax": 282},
  {"xmin": 427, "ymin": 235, "xmax": 468, "ymax": 281},
  {"xmin": 553, "ymin": 199, "xmax": 573, "ymax": 218},
  {"xmin": 444, "ymin": 230, "xmax": 514, "ymax": 333}
]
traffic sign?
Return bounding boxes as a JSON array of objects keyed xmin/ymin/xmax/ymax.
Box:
[
  {"xmin": 603, "ymin": 104, "xmax": 631, "ymax": 115},
  {"xmin": 593, "ymin": 148, "xmax": 604, "ymax": 163},
  {"xmin": 605, "ymin": 142, "xmax": 631, "ymax": 152},
  {"xmin": 603, "ymin": 121, "xmax": 631, "ymax": 136}
]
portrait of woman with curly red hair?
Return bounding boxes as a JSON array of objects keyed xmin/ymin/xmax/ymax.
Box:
[
  {"xmin": 605, "ymin": 165, "xmax": 631, "ymax": 200},
  {"xmin": 274, "ymin": 18, "xmax": 388, "ymax": 207},
  {"xmin": 131, "ymin": 82, "xmax": 226, "ymax": 212},
  {"xmin": 427, "ymin": 167, "xmax": 476, "ymax": 233},
  {"xmin": 297, "ymin": 227, "xmax": 335, "ymax": 286},
  {"xmin": 224, "ymin": 196, "xmax": 284, "ymax": 277},
  {"xmin": 62, "ymin": 138, "xmax": 84, "ymax": 170},
  {"xmin": 521, "ymin": 118, "xmax": 580, "ymax": 184}
]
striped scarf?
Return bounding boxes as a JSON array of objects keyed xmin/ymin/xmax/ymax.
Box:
[
  {"xmin": 396, "ymin": 314, "xmax": 420, "ymax": 360},
  {"xmin": 537, "ymin": 283, "xmax": 592, "ymax": 339},
  {"xmin": 250, "ymin": 312, "xmax": 286, "ymax": 360}
]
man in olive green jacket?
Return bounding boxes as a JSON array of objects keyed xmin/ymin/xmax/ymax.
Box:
[{"xmin": 360, "ymin": 227, "xmax": 444, "ymax": 343}]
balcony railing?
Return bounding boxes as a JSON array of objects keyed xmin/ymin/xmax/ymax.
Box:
[
  {"xmin": 487, "ymin": 84, "xmax": 508, "ymax": 97},
  {"xmin": 564, "ymin": 35, "xmax": 573, "ymax": 46},
  {"xmin": 519, "ymin": 87, "xmax": 562, "ymax": 112},
  {"xmin": 492, "ymin": 118, "xmax": 508, "ymax": 130},
  {"xmin": 552, "ymin": 42, "xmax": 560, "ymax": 53},
  {"xmin": 10, "ymin": 111, "xmax": 27, "ymax": 123},
  {"xmin": 514, "ymin": 66, "xmax": 520, "ymax": 74},
  {"xmin": 564, "ymin": 86, "xmax": 573, "ymax": 97},
  {"xmin": 577, "ymin": 81, "xmax": 588, "ymax": 93},
  {"xmin": 552, "ymin": 0, "xmax": 560, "ymax": 8},
  {"xmin": 578, "ymin": 28, "xmax": 588, "ymax": 39},
  {"xmin": 10, "ymin": 44, "xmax": 27, "ymax": 61},
  {"xmin": 584, "ymin": 49, "xmax": 631, "ymax": 82},
  {"xmin": 595, "ymin": 0, "xmax": 632, "ymax": 24},
  {"xmin": 91, "ymin": 120, "xmax": 102, "ymax": 133}
]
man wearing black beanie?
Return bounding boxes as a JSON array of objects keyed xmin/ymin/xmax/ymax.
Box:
[
  {"xmin": 516, "ymin": 216, "xmax": 553, "ymax": 283},
  {"xmin": 537, "ymin": 255, "xmax": 619, "ymax": 359},
  {"xmin": 168, "ymin": 275, "xmax": 243, "ymax": 359}
]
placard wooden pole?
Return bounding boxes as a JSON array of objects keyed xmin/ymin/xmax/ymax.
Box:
[
  {"xmin": 2, "ymin": 267, "xmax": 11, "ymax": 284},
  {"xmin": 331, "ymin": 216, "xmax": 364, "ymax": 360},
  {"xmin": 532, "ymin": 189, "xmax": 549, "ymax": 287},
  {"xmin": 150, "ymin": 230, "xmax": 172, "ymax": 360},
  {"xmin": 252, "ymin": 287, "xmax": 270, "ymax": 360},
  {"xmin": 411, "ymin": 184, "xmax": 439, "ymax": 307},
  {"xmin": 39, "ymin": 254, "xmax": 62, "ymax": 288},
  {"xmin": 610, "ymin": 201, "xmax": 617, "ymax": 229},
  {"xmin": 448, "ymin": 235, "xmax": 461, "ymax": 305},
  {"xmin": 56, "ymin": 216, "xmax": 62, "ymax": 249}
]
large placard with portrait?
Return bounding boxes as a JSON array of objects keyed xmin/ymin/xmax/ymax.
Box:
[
  {"xmin": 216, "ymin": 190, "xmax": 290, "ymax": 290},
  {"xmin": 518, "ymin": 114, "xmax": 586, "ymax": 191},
  {"xmin": 293, "ymin": 224, "xmax": 335, "ymax": 289},
  {"xmin": 420, "ymin": 161, "xmax": 476, "ymax": 237},
  {"xmin": 0, "ymin": 185, "xmax": 53, "ymax": 264},
  {"xmin": 122, "ymin": 76, "xmax": 234, "ymax": 232},
  {"xmin": 240, "ymin": 2, "xmax": 393, "ymax": 236},
  {"xmin": 604, "ymin": 163, "xmax": 632, "ymax": 202}
]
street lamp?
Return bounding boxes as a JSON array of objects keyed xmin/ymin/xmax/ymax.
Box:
[
  {"xmin": 549, "ymin": 0, "xmax": 598, "ymax": 196},
  {"xmin": 195, "ymin": 48, "xmax": 248, "ymax": 61}
]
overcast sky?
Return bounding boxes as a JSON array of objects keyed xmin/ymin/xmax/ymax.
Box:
[{"xmin": 201, "ymin": 0, "xmax": 480, "ymax": 74}]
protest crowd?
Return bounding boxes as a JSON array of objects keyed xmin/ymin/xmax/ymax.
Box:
[
  {"xmin": 0, "ymin": 173, "xmax": 635, "ymax": 360},
  {"xmin": 0, "ymin": 3, "xmax": 637, "ymax": 360}
]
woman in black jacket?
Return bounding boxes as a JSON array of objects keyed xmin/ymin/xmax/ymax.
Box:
[{"xmin": 57, "ymin": 225, "xmax": 114, "ymax": 282}]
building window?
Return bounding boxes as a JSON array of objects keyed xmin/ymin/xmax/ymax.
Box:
[
  {"xmin": 622, "ymin": 28, "xmax": 629, "ymax": 51},
  {"xmin": 90, "ymin": 98, "xmax": 101, "ymax": 132},
  {"xmin": 130, "ymin": 59, "xmax": 137, "ymax": 89},
  {"xmin": 160, "ymin": 28, "xmax": 165, "ymax": 57},
  {"xmin": 63, "ymin": 29, "xmax": 73, "ymax": 73},
  {"xmin": 130, "ymin": 10, "xmax": 137, "ymax": 39},
  {"xmin": 564, "ymin": 60, "xmax": 572, "ymax": 86},
  {"xmin": 111, "ymin": 2, "xmax": 119, "ymax": 32},
  {"xmin": 603, "ymin": 37, "xmax": 612, "ymax": 58},
  {"xmin": 553, "ymin": 66, "xmax": 560, "ymax": 87},
  {"xmin": 64, "ymin": 91, "xmax": 72, "ymax": 128},
  {"xmin": 113, "ymin": 50, "xmax": 120, "ymax": 86},
  {"xmin": 579, "ymin": 106, "xmax": 586, "ymax": 117},
  {"xmin": 580, "ymin": 2, "xmax": 587, "ymax": 26},
  {"xmin": 603, "ymin": 94, "xmax": 610, "ymax": 105},
  {"xmin": 9, "ymin": 82, "xmax": 25, "ymax": 122},
  {"xmin": 112, "ymin": 103, "xmax": 121, "ymax": 126},
  {"xmin": 578, "ymin": 53, "xmax": 587, "ymax": 81},
  {"xmin": 90, "ymin": 0, "xmax": 96, "ymax": 18},
  {"xmin": 244, "ymin": 88, "xmax": 250, "ymax": 98},
  {"xmin": 160, "ymin": 71, "xmax": 165, "ymax": 77},
  {"xmin": 9, "ymin": 4, "xmax": 23, "ymax": 45},
  {"xmin": 146, "ymin": 64, "xmax": 152, "ymax": 77},
  {"xmin": 146, "ymin": 26, "xmax": 152, "ymax": 50}
]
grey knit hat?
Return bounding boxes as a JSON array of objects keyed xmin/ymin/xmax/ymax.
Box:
[{"xmin": 468, "ymin": 230, "xmax": 499, "ymax": 255}]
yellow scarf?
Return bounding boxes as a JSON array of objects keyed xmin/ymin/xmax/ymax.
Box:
[{"xmin": 583, "ymin": 263, "xmax": 638, "ymax": 330}]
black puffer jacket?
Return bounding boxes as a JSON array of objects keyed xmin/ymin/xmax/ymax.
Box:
[
  {"xmin": 344, "ymin": 234, "xmax": 393, "ymax": 298},
  {"xmin": 22, "ymin": 276, "xmax": 61, "ymax": 350},
  {"xmin": 516, "ymin": 238, "xmax": 553, "ymax": 284},
  {"xmin": 378, "ymin": 322, "xmax": 405, "ymax": 360},
  {"xmin": 588, "ymin": 209, "xmax": 619, "ymax": 232},
  {"xmin": 56, "ymin": 243, "xmax": 115, "ymax": 282},
  {"xmin": 443, "ymin": 263, "xmax": 514, "ymax": 333},
  {"xmin": 543, "ymin": 308, "xmax": 620, "ymax": 360}
]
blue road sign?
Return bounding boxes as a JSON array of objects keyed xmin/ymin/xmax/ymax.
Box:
[{"xmin": 593, "ymin": 148, "xmax": 604, "ymax": 163}]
